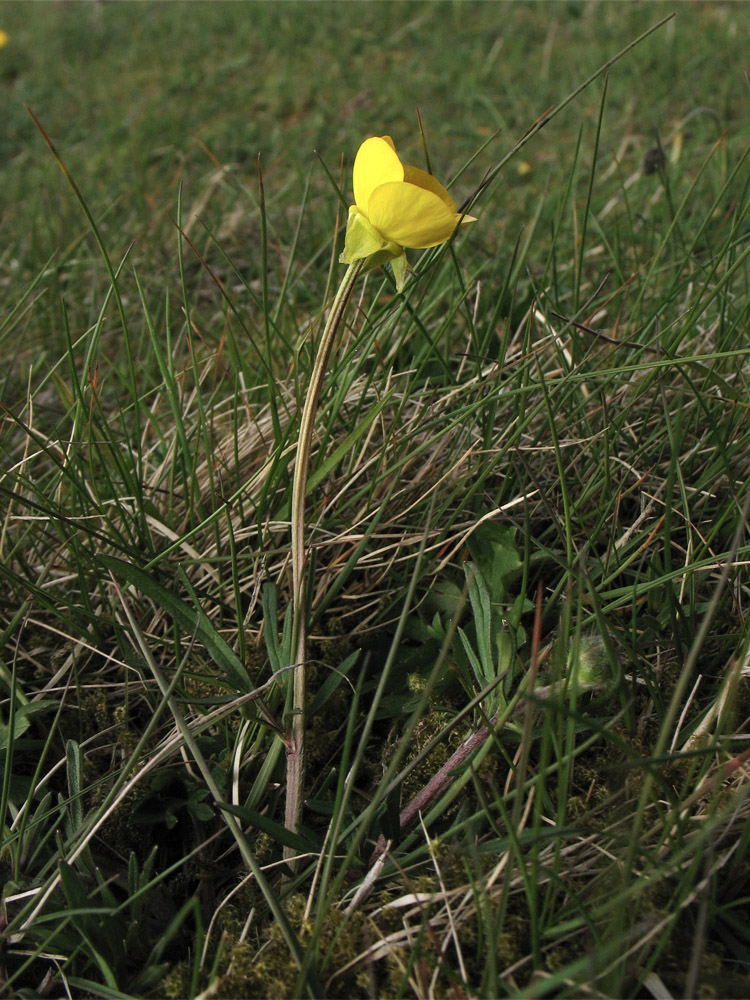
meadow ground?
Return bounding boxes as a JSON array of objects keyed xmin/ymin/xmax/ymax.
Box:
[{"xmin": 1, "ymin": 2, "xmax": 750, "ymax": 996}]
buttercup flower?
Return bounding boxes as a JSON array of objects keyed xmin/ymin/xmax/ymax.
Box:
[{"xmin": 340, "ymin": 135, "xmax": 476, "ymax": 289}]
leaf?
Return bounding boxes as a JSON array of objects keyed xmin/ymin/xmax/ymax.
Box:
[
  {"xmin": 467, "ymin": 522, "xmax": 521, "ymax": 608},
  {"xmin": 457, "ymin": 627, "xmax": 485, "ymax": 685},
  {"xmin": 58, "ymin": 861, "xmax": 123, "ymax": 988},
  {"xmin": 466, "ymin": 565, "xmax": 494, "ymax": 685},
  {"xmin": 262, "ymin": 581, "xmax": 291, "ymax": 674},
  {"xmin": 427, "ymin": 578, "xmax": 464, "ymax": 618},
  {"xmin": 216, "ymin": 799, "xmax": 319, "ymax": 854},
  {"xmin": 308, "ymin": 649, "xmax": 360, "ymax": 717},
  {"xmin": 189, "ymin": 800, "xmax": 214, "ymax": 823},
  {"xmin": 0, "ymin": 715, "xmax": 29, "ymax": 753},
  {"xmin": 66, "ymin": 740, "xmax": 83, "ymax": 832},
  {"xmin": 0, "ymin": 701, "xmax": 58, "ymax": 753},
  {"xmin": 100, "ymin": 555, "xmax": 251, "ymax": 694}
]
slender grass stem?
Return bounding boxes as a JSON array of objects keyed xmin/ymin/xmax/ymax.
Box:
[{"xmin": 285, "ymin": 259, "xmax": 364, "ymax": 844}]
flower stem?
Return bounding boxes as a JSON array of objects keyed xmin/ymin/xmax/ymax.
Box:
[{"xmin": 285, "ymin": 259, "xmax": 364, "ymax": 848}]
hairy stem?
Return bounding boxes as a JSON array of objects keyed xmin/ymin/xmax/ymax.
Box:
[{"xmin": 285, "ymin": 259, "xmax": 364, "ymax": 847}]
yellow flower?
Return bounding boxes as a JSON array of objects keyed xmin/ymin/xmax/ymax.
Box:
[
  {"xmin": 340, "ymin": 135, "xmax": 476, "ymax": 289},
  {"xmin": 0, "ymin": 30, "xmax": 7, "ymax": 49}
]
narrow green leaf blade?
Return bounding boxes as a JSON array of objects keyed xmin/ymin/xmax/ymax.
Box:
[{"xmin": 100, "ymin": 555, "xmax": 250, "ymax": 694}]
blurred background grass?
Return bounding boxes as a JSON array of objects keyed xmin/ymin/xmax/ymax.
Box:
[{"xmin": 2, "ymin": 0, "xmax": 746, "ymax": 286}]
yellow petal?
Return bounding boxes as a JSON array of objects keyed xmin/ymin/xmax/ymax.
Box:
[
  {"xmin": 402, "ymin": 164, "xmax": 457, "ymax": 212},
  {"xmin": 353, "ymin": 137, "xmax": 403, "ymax": 216},
  {"xmin": 367, "ymin": 182, "xmax": 462, "ymax": 249}
]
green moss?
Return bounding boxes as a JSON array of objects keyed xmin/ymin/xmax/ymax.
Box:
[
  {"xmin": 162, "ymin": 962, "xmax": 193, "ymax": 1000},
  {"xmin": 113, "ymin": 703, "xmax": 139, "ymax": 757},
  {"xmin": 400, "ymin": 712, "xmax": 464, "ymax": 804},
  {"xmin": 80, "ymin": 689, "xmax": 109, "ymax": 737},
  {"xmin": 311, "ymin": 614, "xmax": 357, "ymax": 672},
  {"xmin": 161, "ymin": 893, "xmax": 378, "ymax": 999}
]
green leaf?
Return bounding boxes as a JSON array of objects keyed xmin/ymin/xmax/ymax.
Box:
[
  {"xmin": 0, "ymin": 701, "xmax": 58, "ymax": 753},
  {"xmin": 216, "ymin": 799, "xmax": 319, "ymax": 854},
  {"xmin": 467, "ymin": 522, "xmax": 521, "ymax": 608},
  {"xmin": 189, "ymin": 800, "xmax": 214, "ymax": 823},
  {"xmin": 58, "ymin": 861, "xmax": 124, "ymax": 988},
  {"xmin": 308, "ymin": 649, "xmax": 360, "ymax": 717},
  {"xmin": 466, "ymin": 565, "xmax": 494, "ymax": 685},
  {"xmin": 262, "ymin": 581, "xmax": 291, "ymax": 674},
  {"xmin": 458, "ymin": 626, "xmax": 485, "ymax": 685},
  {"xmin": 0, "ymin": 715, "xmax": 29, "ymax": 753},
  {"xmin": 100, "ymin": 555, "xmax": 251, "ymax": 694},
  {"xmin": 427, "ymin": 578, "xmax": 464, "ymax": 618},
  {"xmin": 66, "ymin": 739, "xmax": 83, "ymax": 832}
]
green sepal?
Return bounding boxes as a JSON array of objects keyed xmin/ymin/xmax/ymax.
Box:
[
  {"xmin": 339, "ymin": 206, "xmax": 409, "ymax": 290},
  {"xmin": 339, "ymin": 207, "xmax": 386, "ymax": 263},
  {"xmin": 389, "ymin": 251, "xmax": 408, "ymax": 291}
]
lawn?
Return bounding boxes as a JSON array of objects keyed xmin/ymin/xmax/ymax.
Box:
[{"xmin": 1, "ymin": 2, "xmax": 750, "ymax": 997}]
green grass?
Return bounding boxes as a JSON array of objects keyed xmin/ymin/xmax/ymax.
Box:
[{"xmin": 2, "ymin": 2, "xmax": 750, "ymax": 997}]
